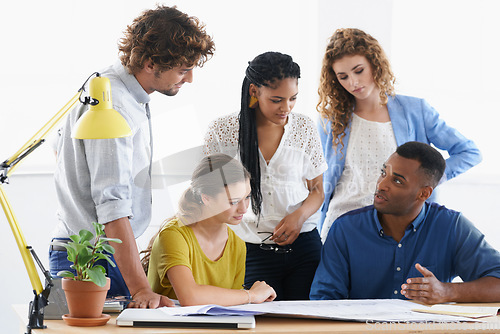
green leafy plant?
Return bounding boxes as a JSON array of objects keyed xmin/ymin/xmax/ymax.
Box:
[{"xmin": 56, "ymin": 222, "xmax": 122, "ymax": 287}]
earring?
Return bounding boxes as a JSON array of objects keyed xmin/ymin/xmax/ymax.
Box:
[{"xmin": 249, "ymin": 96, "xmax": 258, "ymax": 108}]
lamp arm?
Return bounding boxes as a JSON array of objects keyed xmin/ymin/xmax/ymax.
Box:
[
  {"xmin": 0, "ymin": 185, "xmax": 44, "ymax": 294},
  {"xmin": 1, "ymin": 91, "xmax": 81, "ymax": 180},
  {"xmin": 0, "ymin": 89, "xmax": 84, "ymax": 333}
]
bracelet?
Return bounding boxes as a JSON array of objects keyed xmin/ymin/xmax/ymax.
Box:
[{"xmin": 244, "ymin": 289, "xmax": 251, "ymax": 304}]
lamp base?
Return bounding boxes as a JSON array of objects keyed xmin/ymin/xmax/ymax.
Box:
[{"xmin": 26, "ymin": 291, "xmax": 48, "ymax": 334}]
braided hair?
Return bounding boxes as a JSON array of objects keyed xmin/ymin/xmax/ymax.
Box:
[{"xmin": 238, "ymin": 51, "xmax": 300, "ymax": 217}]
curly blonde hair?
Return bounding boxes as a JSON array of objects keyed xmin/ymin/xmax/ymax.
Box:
[
  {"xmin": 118, "ymin": 5, "xmax": 215, "ymax": 75},
  {"xmin": 317, "ymin": 28, "xmax": 395, "ymax": 151}
]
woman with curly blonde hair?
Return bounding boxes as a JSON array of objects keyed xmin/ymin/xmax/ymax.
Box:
[{"xmin": 317, "ymin": 28, "xmax": 482, "ymax": 240}]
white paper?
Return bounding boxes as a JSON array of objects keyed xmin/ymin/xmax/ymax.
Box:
[
  {"xmin": 160, "ymin": 299, "xmax": 481, "ymax": 323},
  {"xmin": 413, "ymin": 304, "xmax": 500, "ymax": 318}
]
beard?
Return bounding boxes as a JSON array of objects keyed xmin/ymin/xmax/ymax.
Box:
[{"xmin": 157, "ymin": 88, "xmax": 180, "ymax": 96}]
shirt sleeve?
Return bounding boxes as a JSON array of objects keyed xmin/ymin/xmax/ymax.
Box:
[
  {"xmin": 303, "ymin": 116, "xmax": 328, "ymax": 180},
  {"xmin": 155, "ymin": 225, "xmax": 192, "ymax": 288},
  {"xmin": 317, "ymin": 115, "xmax": 330, "ymax": 156},
  {"xmin": 203, "ymin": 120, "xmax": 223, "ymax": 156},
  {"xmin": 453, "ymin": 214, "xmax": 500, "ymax": 281},
  {"xmin": 231, "ymin": 232, "xmax": 246, "ymax": 290},
  {"xmin": 310, "ymin": 220, "xmax": 350, "ymax": 300},
  {"xmin": 84, "ymin": 136, "xmax": 134, "ymax": 224},
  {"xmin": 420, "ymin": 99, "xmax": 482, "ymax": 181}
]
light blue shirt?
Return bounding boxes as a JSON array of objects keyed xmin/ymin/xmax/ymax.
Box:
[
  {"xmin": 53, "ymin": 62, "xmax": 153, "ymax": 238},
  {"xmin": 317, "ymin": 94, "xmax": 482, "ymax": 231},
  {"xmin": 310, "ymin": 202, "xmax": 500, "ymax": 300}
]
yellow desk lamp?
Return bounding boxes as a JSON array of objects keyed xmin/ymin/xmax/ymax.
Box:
[{"xmin": 0, "ymin": 72, "xmax": 131, "ymax": 333}]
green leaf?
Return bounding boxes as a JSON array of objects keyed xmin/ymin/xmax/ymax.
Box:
[
  {"xmin": 87, "ymin": 266, "xmax": 107, "ymax": 287},
  {"xmin": 79, "ymin": 229, "xmax": 93, "ymax": 243},
  {"xmin": 59, "ymin": 222, "xmax": 122, "ymax": 282},
  {"xmin": 93, "ymin": 222, "xmax": 105, "ymax": 236},
  {"xmin": 101, "ymin": 243, "xmax": 115, "ymax": 254},
  {"xmin": 69, "ymin": 234, "xmax": 80, "ymax": 243},
  {"xmin": 76, "ymin": 249, "xmax": 93, "ymax": 267},
  {"xmin": 82, "ymin": 240, "xmax": 93, "ymax": 248},
  {"xmin": 96, "ymin": 253, "xmax": 116, "ymax": 267},
  {"xmin": 57, "ymin": 270, "xmax": 75, "ymax": 278},
  {"xmin": 100, "ymin": 237, "xmax": 122, "ymax": 244},
  {"xmin": 66, "ymin": 246, "xmax": 78, "ymax": 263}
]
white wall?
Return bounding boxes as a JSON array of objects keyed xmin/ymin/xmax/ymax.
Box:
[{"xmin": 1, "ymin": 0, "xmax": 499, "ymax": 332}]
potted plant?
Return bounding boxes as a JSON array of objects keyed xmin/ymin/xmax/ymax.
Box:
[{"xmin": 55, "ymin": 222, "xmax": 121, "ymax": 326}]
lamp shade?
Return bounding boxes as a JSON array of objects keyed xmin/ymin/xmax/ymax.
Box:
[{"xmin": 72, "ymin": 76, "xmax": 132, "ymax": 139}]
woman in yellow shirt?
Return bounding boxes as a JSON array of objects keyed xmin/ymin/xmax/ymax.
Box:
[{"xmin": 143, "ymin": 154, "xmax": 276, "ymax": 306}]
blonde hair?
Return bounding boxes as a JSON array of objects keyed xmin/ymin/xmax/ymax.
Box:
[
  {"xmin": 140, "ymin": 154, "xmax": 250, "ymax": 272},
  {"xmin": 317, "ymin": 28, "xmax": 395, "ymax": 152}
]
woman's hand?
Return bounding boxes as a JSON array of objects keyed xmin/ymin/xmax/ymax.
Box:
[
  {"xmin": 271, "ymin": 211, "xmax": 305, "ymax": 245},
  {"xmin": 248, "ymin": 281, "xmax": 277, "ymax": 303},
  {"xmin": 271, "ymin": 174, "xmax": 324, "ymax": 246}
]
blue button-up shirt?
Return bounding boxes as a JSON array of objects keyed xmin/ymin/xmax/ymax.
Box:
[{"xmin": 310, "ymin": 202, "xmax": 500, "ymax": 300}]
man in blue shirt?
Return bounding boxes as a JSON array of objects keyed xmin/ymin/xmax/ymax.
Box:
[{"xmin": 310, "ymin": 141, "xmax": 500, "ymax": 304}]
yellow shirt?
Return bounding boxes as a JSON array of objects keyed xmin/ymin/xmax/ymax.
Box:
[{"xmin": 147, "ymin": 218, "xmax": 246, "ymax": 299}]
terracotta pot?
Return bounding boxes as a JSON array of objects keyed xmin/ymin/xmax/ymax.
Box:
[{"xmin": 61, "ymin": 277, "xmax": 110, "ymax": 318}]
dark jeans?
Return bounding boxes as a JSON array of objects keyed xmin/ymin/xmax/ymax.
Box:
[
  {"xmin": 245, "ymin": 228, "xmax": 322, "ymax": 300},
  {"xmin": 49, "ymin": 238, "xmax": 130, "ymax": 298}
]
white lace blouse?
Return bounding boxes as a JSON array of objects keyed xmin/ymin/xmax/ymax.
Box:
[{"xmin": 203, "ymin": 112, "xmax": 328, "ymax": 244}]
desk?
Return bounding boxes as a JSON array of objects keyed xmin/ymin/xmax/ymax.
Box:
[{"xmin": 14, "ymin": 304, "xmax": 500, "ymax": 334}]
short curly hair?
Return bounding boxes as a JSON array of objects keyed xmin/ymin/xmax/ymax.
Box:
[
  {"xmin": 118, "ymin": 5, "xmax": 215, "ymax": 74},
  {"xmin": 317, "ymin": 28, "xmax": 395, "ymax": 151}
]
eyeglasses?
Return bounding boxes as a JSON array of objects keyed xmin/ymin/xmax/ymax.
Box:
[{"xmin": 257, "ymin": 232, "xmax": 293, "ymax": 254}]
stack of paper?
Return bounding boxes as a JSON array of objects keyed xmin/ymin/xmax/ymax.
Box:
[
  {"xmin": 412, "ymin": 304, "xmax": 499, "ymax": 319},
  {"xmin": 158, "ymin": 299, "xmax": 493, "ymax": 323}
]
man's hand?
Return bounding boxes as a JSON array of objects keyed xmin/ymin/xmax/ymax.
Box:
[
  {"xmin": 128, "ymin": 288, "xmax": 175, "ymax": 308},
  {"xmin": 401, "ymin": 263, "xmax": 452, "ymax": 304}
]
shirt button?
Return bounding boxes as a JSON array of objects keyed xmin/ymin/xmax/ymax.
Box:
[
  {"xmin": 268, "ymin": 192, "xmax": 272, "ymax": 195},
  {"xmin": 398, "ymin": 244, "xmax": 402, "ymax": 248},
  {"xmin": 396, "ymin": 267, "xmax": 401, "ymax": 271},
  {"xmin": 394, "ymin": 290, "xmax": 398, "ymax": 295}
]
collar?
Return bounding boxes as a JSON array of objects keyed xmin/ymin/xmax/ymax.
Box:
[
  {"xmin": 113, "ymin": 61, "xmax": 150, "ymax": 105},
  {"xmin": 374, "ymin": 204, "xmax": 426, "ymax": 237}
]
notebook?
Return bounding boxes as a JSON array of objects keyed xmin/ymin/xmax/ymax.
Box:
[{"xmin": 116, "ymin": 308, "xmax": 255, "ymax": 329}]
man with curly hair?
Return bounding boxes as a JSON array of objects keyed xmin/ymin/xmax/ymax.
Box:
[{"xmin": 50, "ymin": 5, "xmax": 215, "ymax": 308}]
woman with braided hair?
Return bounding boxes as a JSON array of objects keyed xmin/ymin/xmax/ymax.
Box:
[{"xmin": 203, "ymin": 52, "xmax": 327, "ymax": 300}]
